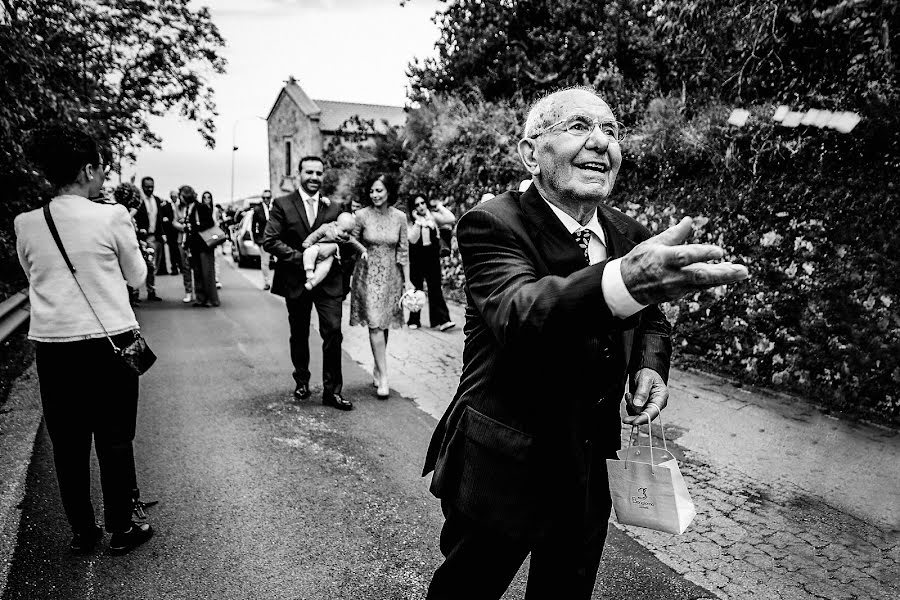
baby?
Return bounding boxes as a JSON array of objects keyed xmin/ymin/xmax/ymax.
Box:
[{"xmin": 301, "ymin": 212, "xmax": 362, "ymax": 290}]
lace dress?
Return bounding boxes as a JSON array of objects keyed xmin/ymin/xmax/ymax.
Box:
[{"xmin": 349, "ymin": 206, "xmax": 409, "ymax": 329}]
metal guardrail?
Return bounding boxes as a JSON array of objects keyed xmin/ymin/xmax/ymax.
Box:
[{"xmin": 0, "ymin": 288, "xmax": 29, "ymax": 344}]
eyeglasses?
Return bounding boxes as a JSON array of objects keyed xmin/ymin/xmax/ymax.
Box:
[{"xmin": 529, "ymin": 115, "xmax": 627, "ymax": 142}]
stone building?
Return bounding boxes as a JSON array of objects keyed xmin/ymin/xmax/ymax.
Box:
[{"xmin": 266, "ymin": 77, "xmax": 406, "ymax": 194}]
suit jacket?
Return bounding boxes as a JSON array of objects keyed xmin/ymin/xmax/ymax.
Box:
[
  {"xmin": 133, "ymin": 195, "xmax": 168, "ymax": 238},
  {"xmin": 186, "ymin": 201, "xmax": 215, "ymax": 255},
  {"xmin": 251, "ymin": 202, "xmax": 270, "ymax": 245},
  {"xmin": 422, "ymin": 186, "xmax": 672, "ymax": 543},
  {"xmin": 262, "ymin": 191, "xmax": 343, "ymax": 299}
]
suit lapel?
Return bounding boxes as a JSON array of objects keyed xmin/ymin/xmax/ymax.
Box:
[
  {"xmin": 286, "ymin": 190, "xmax": 310, "ymax": 232},
  {"xmin": 598, "ymin": 204, "xmax": 637, "ymax": 259},
  {"xmin": 311, "ymin": 199, "xmax": 328, "ymax": 230},
  {"xmin": 519, "ymin": 186, "xmax": 585, "ymax": 277}
]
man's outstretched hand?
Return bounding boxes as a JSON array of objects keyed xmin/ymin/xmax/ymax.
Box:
[{"xmin": 621, "ymin": 217, "xmax": 749, "ymax": 306}]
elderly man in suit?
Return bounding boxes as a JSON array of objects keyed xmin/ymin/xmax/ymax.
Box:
[
  {"xmin": 263, "ymin": 156, "xmax": 353, "ymax": 411},
  {"xmin": 423, "ymin": 86, "xmax": 749, "ymax": 599}
]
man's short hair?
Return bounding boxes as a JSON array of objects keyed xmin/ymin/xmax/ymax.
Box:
[
  {"xmin": 26, "ymin": 123, "xmax": 101, "ymax": 187},
  {"xmin": 522, "ymin": 85, "xmax": 605, "ymax": 139},
  {"xmin": 141, "ymin": 176, "xmax": 154, "ymax": 185},
  {"xmin": 298, "ymin": 155, "xmax": 325, "ymax": 171}
]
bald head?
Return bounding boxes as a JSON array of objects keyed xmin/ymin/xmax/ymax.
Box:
[{"xmin": 523, "ymin": 86, "xmax": 609, "ymax": 139}]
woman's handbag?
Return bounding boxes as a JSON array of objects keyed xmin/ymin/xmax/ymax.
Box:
[
  {"xmin": 199, "ymin": 225, "xmax": 227, "ymax": 248},
  {"xmin": 43, "ymin": 205, "xmax": 157, "ymax": 376},
  {"xmin": 606, "ymin": 414, "xmax": 696, "ymax": 534}
]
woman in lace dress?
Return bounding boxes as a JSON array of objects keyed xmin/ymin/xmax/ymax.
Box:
[{"xmin": 349, "ymin": 174, "xmax": 413, "ymax": 399}]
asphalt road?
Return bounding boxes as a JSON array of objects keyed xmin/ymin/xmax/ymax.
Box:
[{"xmin": 1, "ymin": 261, "xmax": 713, "ymax": 599}]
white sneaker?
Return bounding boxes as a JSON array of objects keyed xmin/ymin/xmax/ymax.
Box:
[
  {"xmin": 438, "ymin": 321, "xmax": 456, "ymax": 332},
  {"xmin": 182, "ymin": 295, "xmax": 192, "ymax": 303}
]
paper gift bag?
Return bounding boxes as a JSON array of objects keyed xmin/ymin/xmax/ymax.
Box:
[{"xmin": 607, "ymin": 422, "xmax": 696, "ymax": 534}]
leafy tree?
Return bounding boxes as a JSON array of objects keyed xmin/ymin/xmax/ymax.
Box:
[
  {"xmin": 0, "ymin": 0, "xmax": 225, "ymax": 287},
  {"xmin": 407, "ymin": 0, "xmax": 659, "ymax": 116}
]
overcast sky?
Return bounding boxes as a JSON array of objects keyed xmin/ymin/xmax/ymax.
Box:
[{"xmin": 125, "ymin": 0, "xmax": 441, "ymax": 204}]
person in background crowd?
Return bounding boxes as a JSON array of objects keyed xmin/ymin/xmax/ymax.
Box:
[
  {"xmin": 200, "ymin": 192, "xmax": 222, "ymax": 289},
  {"xmin": 429, "ymin": 195, "xmax": 455, "ymax": 258},
  {"xmin": 14, "ymin": 123, "xmax": 154, "ymax": 555},
  {"xmin": 406, "ymin": 192, "xmax": 455, "ymax": 331},
  {"xmin": 263, "ymin": 156, "xmax": 353, "ymax": 411},
  {"xmin": 252, "ymin": 189, "xmax": 274, "ymax": 290},
  {"xmin": 164, "ymin": 190, "xmax": 182, "ymax": 275},
  {"xmin": 186, "ymin": 186, "xmax": 219, "ymax": 307},
  {"xmin": 171, "ymin": 188, "xmax": 194, "ymax": 303},
  {"xmin": 422, "ymin": 86, "xmax": 749, "ymax": 599},
  {"xmin": 133, "ymin": 176, "xmax": 165, "ymax": 300},
  {"xmin": 349, "ymin": 174, "xmax": 413, "ymax": 399}
]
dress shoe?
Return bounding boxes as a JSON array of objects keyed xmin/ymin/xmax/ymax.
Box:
[
  {"xmin": 293, "ymin": 383, "xmax": 311, "ymax": 400},
  {"xmin": 438, "ymin": 321, "xmax": 456, "ymax": 331},
  {"xmin": 192, "ymin": 301, "xmax": 209, "ymax": 307},
  {"xmin": 323, "ymin": 393, "xmax": 353, "ymax": 410},
  {"xmin": 146, "ymin": 293, "xmax": 162, "ymax": 302},
  {"xmin": 70, "ymin": 524, "xmax": 103, "ymax": 554},
  {"xmin": 108, "ymin": 522, "xmax": 153, "ymax": 555}
]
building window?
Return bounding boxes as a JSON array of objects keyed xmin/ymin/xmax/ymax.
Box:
[{"xmin": 284, "ymin": 140, "xmax": 292, "ymax": 176}]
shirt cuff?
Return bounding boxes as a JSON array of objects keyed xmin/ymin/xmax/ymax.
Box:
[{"xmin": 602, "ymin": 258, "xmax": 647, "ymax": 319}]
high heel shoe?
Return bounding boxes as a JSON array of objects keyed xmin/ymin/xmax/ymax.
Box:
[{"xmin": 376, "ymin": 376, "xmax": 389, "ymax": 400}]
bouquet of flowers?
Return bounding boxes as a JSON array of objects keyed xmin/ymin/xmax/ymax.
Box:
[{"xmin": 399, "ymin": 289, "xmax": 427, "ymax": 313}]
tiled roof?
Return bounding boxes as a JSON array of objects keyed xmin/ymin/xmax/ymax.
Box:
[
  {"xmin": 313, "ymin": 99, "xmax": 406, "ymax": 133},
  {"xmin": 268, "ymin": 78, "xmax": 407, "ymax": 133}
]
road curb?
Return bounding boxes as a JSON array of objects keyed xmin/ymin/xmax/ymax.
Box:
[{"xmin": 0, "ymin": 361, "xmax": 41, "ymax": 599}]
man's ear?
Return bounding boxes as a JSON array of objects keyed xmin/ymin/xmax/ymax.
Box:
[{"xmin": 517, "ymin": 138, "xmax": 541, "ymax": 177}]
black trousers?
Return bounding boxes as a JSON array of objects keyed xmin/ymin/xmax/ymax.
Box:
[
  {"xmin": 36, "ymin": 334, "xmax": 140, "ymax": 534},
  {"xmin": 166, "ymin": 233, "xmax": 182, "ymax": 273},
  {"xmin": 427, "ymin": 501, "xmax": 609, "ymax": 600},
  {"xmin": 192, "ymin": 248, "xmax": 219, "ymax": 305},
  {"xmin": 408, "ymin": 242, "xmax": 451, "ymax": 327},
  {"xmin": 286, "ymin": 290, "xmax": 343, "ymax": 395}
]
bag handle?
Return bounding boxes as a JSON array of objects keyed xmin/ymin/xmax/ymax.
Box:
[
  {"xmin": 43, "ymin": 204, "xmax": 124, "ymax": 355},
  {"xmin": 625, "ymin": 407, "xmax": 668, "ymax": 474}
]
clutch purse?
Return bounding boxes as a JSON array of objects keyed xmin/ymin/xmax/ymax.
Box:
[{"xmin": 199, "ymin": 225, "xmax": 227, "ymax": 248}]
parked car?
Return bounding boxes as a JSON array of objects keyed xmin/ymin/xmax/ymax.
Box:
[{"xmin": 230, "ymin": 210, "xmax": 260, "ymax": 268}]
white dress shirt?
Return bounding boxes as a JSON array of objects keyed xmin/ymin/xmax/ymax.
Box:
[
  {"xmin": 143, "ymin": 193, "xmax": 158, "ymax": 234},
  {"xmin": 543, "ymin": 200, "xmax": 646, "ymax": 319},
  {"xmin": 298, "ymin": 188, "xmax": 319, "ymax": 223}
]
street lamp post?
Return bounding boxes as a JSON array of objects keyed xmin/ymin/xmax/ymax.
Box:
[{"xmin": 230, "ymin": 116, "xmax": 265, "ymax": 205}]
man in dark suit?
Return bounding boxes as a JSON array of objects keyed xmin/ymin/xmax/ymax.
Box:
[
  {"xmin": 423, "ymin": 87, "xmax": 749, "ymax": 599},
  {"xmin": 252, "ymin": 189, "xmax": 274, "ymax": 290},
  {"xmin": 133, "ymin": 176, "xmax": 167, "ymax": 300},
  {"xmin": 262, "ymin": 156, "xmax": 353, "ymax": 411}
]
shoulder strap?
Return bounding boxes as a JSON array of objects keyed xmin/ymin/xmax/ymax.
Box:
[
  {"xmin": 42, "ymin": 204, "xmax": 121, "ymax": 352},
  {"xmin": 43, "ymin": 204, "xmax": 76, "ymax": 273}
]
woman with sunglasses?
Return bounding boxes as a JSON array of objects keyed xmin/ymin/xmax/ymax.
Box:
[{"xmin": 406, "ymin": 193, "xmax": 456, "ymax": 331}]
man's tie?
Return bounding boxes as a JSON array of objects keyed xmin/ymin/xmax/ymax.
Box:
[
  {"xmin": 573, "ymin": 229, "xmax": 592, "ymax": 264},
  {"xmin": 305, "ymin": 197, "xmax": 316, "ymax": 226}
]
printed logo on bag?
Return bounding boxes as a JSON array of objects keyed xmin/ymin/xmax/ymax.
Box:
[{"xmin": 631, "ymin": 487, "xmax": 654, "ymax": 509}]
